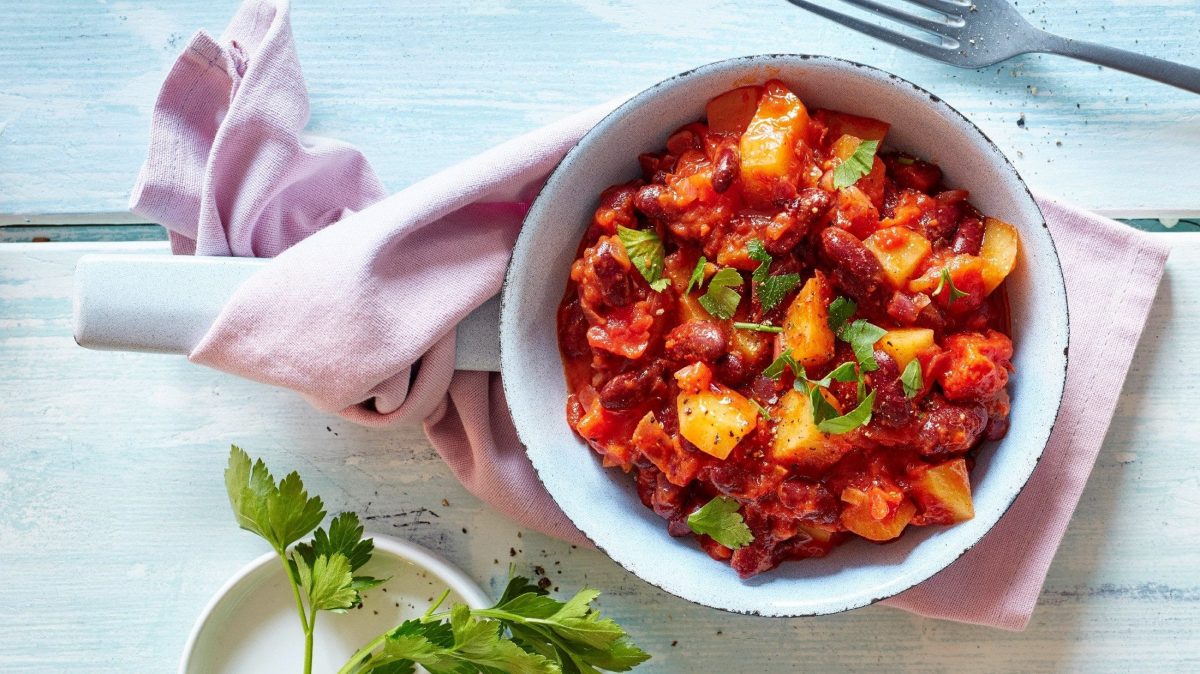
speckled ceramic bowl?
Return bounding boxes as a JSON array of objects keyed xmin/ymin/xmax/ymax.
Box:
[{"xmin": 501, "ymin": 55, "xmax": 1069, "ymax": 617}]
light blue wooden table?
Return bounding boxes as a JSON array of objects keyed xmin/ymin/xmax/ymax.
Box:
[{"xmin": 1, "ymin": 2, "xmax": 1199, "ymax": 672}]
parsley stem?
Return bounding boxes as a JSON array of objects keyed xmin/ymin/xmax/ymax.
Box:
[
  {"xmin": 277, "ymin": 551, "xmax": 314, "ymax": 674},
  {"xmin": 337, "ymin": 634, "xmax": 387, "ymax": 674},
  {"xmin": 305, "ymin": 607, "xmax": 317, "ymax": 674},
  {"xmin": 732, "ymin": 321, "xmax": 783, "ymax": 333},
  {"xmin": 280, "ymin": 552, "xmax": 310, "ymax": 634},
  {"xmin": 423, "ymin": 588, "xmax": 452, "ymax": 619}
]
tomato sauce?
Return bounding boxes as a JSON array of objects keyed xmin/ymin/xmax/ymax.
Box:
[{"xmin": 556, "ymin": 80, "xmax": 1018, "ymax": 578}]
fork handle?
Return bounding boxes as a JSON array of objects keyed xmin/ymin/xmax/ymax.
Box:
[{"xmin": 1041, "ymin": 34, "xmax": 1200, "ymax": 95}]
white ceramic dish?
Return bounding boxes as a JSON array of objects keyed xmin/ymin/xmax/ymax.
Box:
[
  {"xmin": 501, "ymin": 55, "xmax": 1069, "ymax": 616},
  {"xmin": 179, "ymin": 534, "xmax": 490, "ymax": 674}
]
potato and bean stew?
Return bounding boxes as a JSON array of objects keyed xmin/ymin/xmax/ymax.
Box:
[{"xmin": 557, "ymin": 80, "xmax": 1018, "ymax": 577}]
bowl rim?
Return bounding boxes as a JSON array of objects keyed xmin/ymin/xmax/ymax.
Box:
[
  {"xmin": 501, "ymin": 53, "xmax": 1069, "ymax": 617},
  {"xmin": 177, "ymin": 532, "xmax": 492, "ymax": 673}
]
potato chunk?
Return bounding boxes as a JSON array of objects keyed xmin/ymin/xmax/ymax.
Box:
[
  {"xmin": 876, "ymin": 328, "xmax": 934, "ymax": 371},
  {"xmin": 706, "ymin": 85, "xmax": 763, "ymax": 135},
  {"xmin": 863, "ymin": 227, "xmax": 933, "ymax": 288},
  {"xmin": 781, "ymin": 272, "xmax": 836, "ymax": 369},
  {"xmin": 738, "ymin": 80, "xmax": 810, "ymax": 206},
  {"xmin": 675, "ymin": 362, "xmax": 757, "ymax": 460},
  {"xmin": 770, "ymin": 388, "xmax": 850, "ymax": 470},
  {"xmin": 979, "ymin": 217, "xmax": 1019, "ymax": 294},
  {"xmin": 910, "ymin": 458, "xmax": 975, "ymax": 525},
  {"xmin": 839, "ymin": 486, "xmax": 916, "ymax": 541}
]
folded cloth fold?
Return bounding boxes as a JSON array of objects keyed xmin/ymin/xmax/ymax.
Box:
[{"xmin": 131, "ymin": 0, "xmax": 1170, "ymax": 630}]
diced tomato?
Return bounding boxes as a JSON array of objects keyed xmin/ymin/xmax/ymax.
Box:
[{"xmin": 813, "ymin": 109, "xmax": 890, "ymax": 143}]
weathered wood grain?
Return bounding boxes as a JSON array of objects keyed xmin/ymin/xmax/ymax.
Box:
[
  {"xmin": 1, "ymin": 0, "xmax": 1199, "ymax": 221},
  {"xmin": 0, "ymin": 239, "xmax": 1197, "ymax": 672}
]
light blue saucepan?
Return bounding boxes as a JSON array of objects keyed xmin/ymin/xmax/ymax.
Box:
[{"xmin": 75, "ymin": 55, "xmax": 1069, "ymax": 617}]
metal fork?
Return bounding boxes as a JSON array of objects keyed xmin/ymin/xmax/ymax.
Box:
[{"xmin": 785, "ymin": 0, "xmax": 1200, "ymax": 94}]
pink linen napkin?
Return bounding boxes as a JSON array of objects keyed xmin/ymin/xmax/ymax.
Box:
[{"xmin": 131, "ymin": 0, "xmax": 1169, "ymax": 630}]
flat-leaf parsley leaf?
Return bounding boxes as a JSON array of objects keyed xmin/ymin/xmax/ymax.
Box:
[
  {"xmin": 901, "ymin": 358, "xmax": 923, "ymax": 398},
  {"xmin": 827, "ymin": 296, "xmax": 857, "ymax": 335},
  {"xmin": 686, "ymin": 255, "xmax": 707, "ymax": 293},
  {"xmin": 832, "ymin": 139, "xmax": 880, "ymax": 190},
  {"xmin": 698, "ymin": 268, "xmax": 743, "ymax": 320},
  {"xmin": 225, "ymin": 445, "xmax": 325, "ymax": 554},
  {"xmin": 687, "ymin": 496, "xmax": 754, "ymax": 549},
  {"xmin": 816, "ymin": 390, "xmax": 876, "ymax": 434},
  {"xmin": 617, "ymin": 226, "xmax": 669, "ymax": 292},
  {"xmin": 839, "ymin": 319, "xmax": 888, "ymax": 372},
  {"xmin": 747, "ymin": 239, "xmax": 801, "ymax": 312},
  {"xmin": 763, "ymin": 349, "xmax": 802, "ymax": 379}
]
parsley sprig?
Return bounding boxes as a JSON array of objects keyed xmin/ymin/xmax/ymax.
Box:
[
  {"xmin": 826, "ymin": 296, "xmax": 887, "ymax": 372},
  {"xmin": 763, "ymin": 349, "xmax": 802, "ymax": 380},
  {"xmin": 747, "ymin": 239, "xmax": 801, "ymax": 312},
  {"xmin": 617, "ymin": 226, "xmax": 669, "ymax": 292},
  {"xmin": 687, "ymin": 496, "xmax": 754, "ymax": 549},
  {"xmin": 225, "ymin": 446, "xmax": 383, "ymax": 673},
  {"xmin": 792, "ymin": 361, "xmax": 875, "ymax": 434},
  {"xmin": 933, "ymin": 268, "xmax": 969, "ymax": 304},
  {"xmin": 832, "ymin": 139, "xmax": 880, "ymax": 190},
  {"xmin": 340, "ymin": 576, "xmax": 650, "ymax": 674},
  {"xmin": 225, "ymin": 447, "xmax": 649, "ymax": 674},
  {"xmin": 762, "ymin": 349, "xmax": 875, "ymax": 435},
  {"xmin": 698, "ymin": 267, "xmax": 743, "ymax": 320}
]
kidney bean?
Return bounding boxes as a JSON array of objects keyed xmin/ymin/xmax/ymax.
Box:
[
  {"xmin": 665, "ymin": 320, "xmax": 728, "ymax": 364},
  {"xmin": 598, "ymin": 360, "xmax": 666, "ymax": 410},
  {"xmin": 589, "ymin": 238, "xmax": 635, "ymax": 307},
  {"xmin": 918, "ymin": 396, "xmax": 989, "ymax": 459},
  {"xmin": 634, "ymin": 465, "xmax": 658, "ymax": 510},
  {"xmin": 886, "ymin": 291, "xmax": 921, "ymax": 325},
  {"xmin": 708, "ymin": 455, "xmax": 787, "ymax": 501},
  {"xmin": 557, "ymin": 298, "xmax": 591, "ymax": 359},
  {"xmin": 749, "ymin": 375, "xmax": 781, "ymax": 404},
  {"xmin": 869, "ymin": 350, "xmax": 914, "ymax": 427},
  {"xmin": 921, "ymin": 189, "xmax": 971, "ymax": 241},
  {"xmin": 952, "ymin": 216, "xmax": 985, "ymax": 255},
  {"xmin": 820, "ymin": 227, "xmax": 884, "ymax": 303},
  {"xmin": 592, "ymin": 182, "xmax": 641, "ymax": 233},
  {"xmin": 730, "ymin": 542, "xmax": 779, "ymax": 578},
  {"xmin": 653, "ymin": 470, "xmax": 690, "ymax": 520},
  {"xmin": 634, "ymin": 184, "xmax": 670, "ymax": 220},
  {"xmin": 778, "ymin": 479, "xmax": 838, "ymax": 524},
  {"xmin": 729, "ymin": 508, "xmax": 789, "ymax": 578},
  {"xmin": 711, "ymin": 146, "xmax": 740, "ymax": 194},
  {"xmin": 714, "ymin": 351, "xmax": 752, "ymax": 387},
  {"xmin": 764, "ymin": 188, "xmax": 833, "ymax": 255}
]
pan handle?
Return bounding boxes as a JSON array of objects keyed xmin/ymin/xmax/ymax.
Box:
[{"xmin": 72, "ymin": 254, "xmax": 503, "ymax": 372}]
